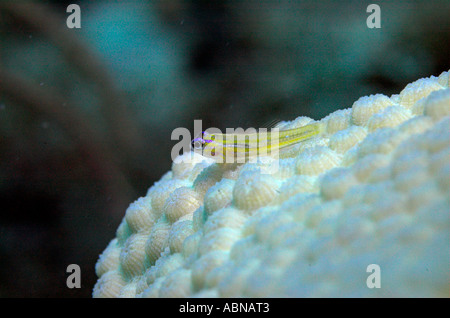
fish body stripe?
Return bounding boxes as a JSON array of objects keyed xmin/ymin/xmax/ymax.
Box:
[{"xmin": 203, "ymin": 122, "xmax": 323, "ymax": 160}]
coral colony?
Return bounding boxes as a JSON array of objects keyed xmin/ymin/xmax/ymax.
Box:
[{"xmin": 93, "ymin": 71, "xmax": 449, "ymax": 297}]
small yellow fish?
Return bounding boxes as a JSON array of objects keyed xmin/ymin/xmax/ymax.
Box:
[{"xmin": 192, "ymin": 121, "xmax": 324, "ymax": 163}]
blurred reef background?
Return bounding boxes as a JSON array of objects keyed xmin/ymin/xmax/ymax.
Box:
[{"xmin": 0, "ymin": 0, "xmax": 449, "ymax": 297}]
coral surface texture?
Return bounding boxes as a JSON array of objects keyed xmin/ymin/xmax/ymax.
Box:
[{"xmin": 93, "ymin": 71, "xmax": 450, "ymax": 297}]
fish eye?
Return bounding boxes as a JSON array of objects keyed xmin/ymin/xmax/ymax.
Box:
[{"xmin": 192, "ymin": 138, "xmax": 204, "ymax": 150}]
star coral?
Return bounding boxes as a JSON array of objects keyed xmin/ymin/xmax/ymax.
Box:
[{"xmin": 93, "ymin": 71, "xmax": 450, "ymax": 297}]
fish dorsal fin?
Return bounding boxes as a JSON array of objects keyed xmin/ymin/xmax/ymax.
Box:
[{"xmin": 259, "ymin": 118, "xmax": 283, "ymax": 130}]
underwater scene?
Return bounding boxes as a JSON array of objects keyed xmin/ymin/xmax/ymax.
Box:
[{"xmin": 0, "ymin": 0, "xmax": 449, "ymax": 298}]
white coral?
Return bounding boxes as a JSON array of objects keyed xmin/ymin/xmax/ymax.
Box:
[{"xmin": 93, "ymin": 70, "xmax": 450, "ymax": 298}]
